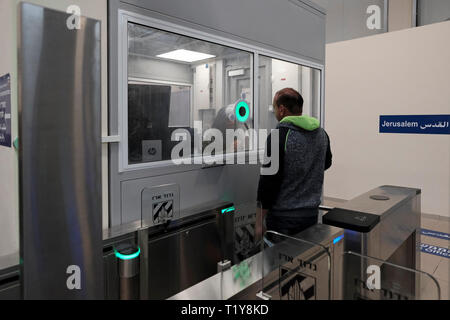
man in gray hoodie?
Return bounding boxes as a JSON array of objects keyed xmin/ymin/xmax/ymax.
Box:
[{"xmin": 256, "ymin": 88, "xmax": 332, "ymax": 239}]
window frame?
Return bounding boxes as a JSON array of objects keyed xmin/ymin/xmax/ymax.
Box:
[
  {"xmin": 117, "ymin": 10, "xmax": 325, "ymax": 172},
  {"xmin": 257, "ymin": 54, "xmax": 323, "ymax": 130}
]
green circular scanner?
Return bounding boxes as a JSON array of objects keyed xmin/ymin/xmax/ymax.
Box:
[
  {"xmin": 235, "ymin": 101, "xmax": 250, "ymax": 123},
  {"xmin": 114, "ymin": 246, "xmax": 141, "ymax": 261}
]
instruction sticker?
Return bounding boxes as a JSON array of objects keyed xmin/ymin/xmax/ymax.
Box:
[
  {"xmin": 141, "ymin": 184, "xmax": 180, "ymax": 226},
  {"xmin": 0, "ymin": 74, "xmax": 11, "ymax": 148}
]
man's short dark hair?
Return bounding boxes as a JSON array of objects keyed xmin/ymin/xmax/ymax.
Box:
[{"xmin": 274, "ymin": 88, "xmax": 304, "ymax": 114}]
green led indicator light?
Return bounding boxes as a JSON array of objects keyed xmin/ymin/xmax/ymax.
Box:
[
  {"xmin": 235, "ymin": 101, "xmax": 250, "ymax": 123},
  {"xmin": 114, "ymin": 247, "xmax": 141, "ymax": 260},
  {"xmin": 222, "ymin": 206, "xmax": 235, "ymax": 214}
]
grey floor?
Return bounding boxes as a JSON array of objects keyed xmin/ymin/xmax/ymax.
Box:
[{"xmin": 323, "ymin": 197, "xmax": 450, "ymax": 300}]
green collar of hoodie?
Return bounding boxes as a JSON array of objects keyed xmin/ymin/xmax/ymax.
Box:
[{"xmin": 280, "ymin": 116, "xmax": 320, "ymax": 131}]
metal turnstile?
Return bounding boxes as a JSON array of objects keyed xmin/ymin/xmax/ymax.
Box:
[
  {"xmin": 170, "ymin": 223, "xmax": 344, "ymax": 300},
  {"xmin": 4, "ymin": 186, "xmax": 441, "ymax": 300},
  {"xmin": 323, "ymin": 185, "xmax": 440, "ymax": 300},
  {"xmin": 103, "ymin": 201, "xmax": 235, "ymax": 300}
]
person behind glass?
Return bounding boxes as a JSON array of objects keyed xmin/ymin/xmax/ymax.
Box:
[
  {"xmin": 211, "ymin": 103, "xmax": 249, "ymax": 153},
  {"xmin": 256, "ymin": 88, "xmax": 332, "ymax": 241}
]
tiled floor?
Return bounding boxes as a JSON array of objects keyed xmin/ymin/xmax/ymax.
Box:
[{"xmin": 322, "ymin": 197, "xmax": 450, "ymax": 300}]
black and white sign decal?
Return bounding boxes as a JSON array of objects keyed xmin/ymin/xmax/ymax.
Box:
[
  {"xmin": 142, "ymin": 184, "xmax": 180, "ymax": 226},
  {"xmin": 153, "ymin": 200, "xmax": 174, "ymax": 224}
]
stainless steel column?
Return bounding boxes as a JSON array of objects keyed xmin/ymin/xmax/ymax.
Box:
[
  {"xmin": 115, "ymin": 244, "xmax": 140, "ymax": 300},
  {"xmin": 323, "ymin": 186, "xmax": 422, "ymax": 300},
  {"xmin": 19, "ymin": 3, "xmax": 103, "ymax": 299}
]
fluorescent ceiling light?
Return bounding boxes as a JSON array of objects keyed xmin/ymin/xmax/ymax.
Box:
[{"xmin": 157, "ymin": 49, "xmax": 215, "ymax": 63}]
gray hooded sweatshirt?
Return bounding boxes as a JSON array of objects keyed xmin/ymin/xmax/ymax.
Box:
[{"xmin": 257, "ymin": 116, "xmax": 332, "ymax": 218}]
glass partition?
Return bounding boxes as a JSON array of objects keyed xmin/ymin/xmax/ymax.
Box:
[
  {"xmin": 258, "ymin": 56, "xmax": 321, "ymax": 131},
  {"xmin": 257, "ymin": 230, "xmax": 332, "ymax": 300},
  {"xmin": 340, "ymin": 251, "xmax": 441, "ymax": 300},
  {"xmin": 127, "ymin": 23, "xmax": 254, "ymax": 167}
]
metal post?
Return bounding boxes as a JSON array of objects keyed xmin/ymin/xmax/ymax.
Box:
[
  {"xmin": 138, "ymin": 228, "xmax": 149, "ymax": 300},
  {"xmin": 115, "ymin": 244, "xmax": 140, "ymax": 300}
]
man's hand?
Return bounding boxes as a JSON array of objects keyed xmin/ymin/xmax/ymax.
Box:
[{"xmin": 255, "ymin": 207, "xmax": 268, "ymax": 242}]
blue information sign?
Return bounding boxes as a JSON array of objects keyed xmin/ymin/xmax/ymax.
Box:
[
  {"xmin": 420, "ymin": 244, "xmax": 450, "ymax": 259},
  {"xmin": 421, "ymin": 228, "xmax": 450, "ymax": 241},
  {"xmin": 0, "ymin": 74, "xmax": 12, "ymax": 148},
  {"xmin": 380, "ymin": 115, "xmax": 450, "ymax": 135}
]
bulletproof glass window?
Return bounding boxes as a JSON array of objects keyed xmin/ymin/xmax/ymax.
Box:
[
  {"xmin": 127, "ymin": 23, "xmax": 254, "ymax": 165},
  {"xmin": 258, "ymin": 56, "xmax": 321, "ymax": 130}
]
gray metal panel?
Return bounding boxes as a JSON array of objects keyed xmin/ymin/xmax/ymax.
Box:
[
  {"xmin": 109, "ymin": 0, "xmax": 121, "ymax": 228},
  {"xmin": 0, "ymin": 266, "xmax": 20, "ymax": 300},
  {"xmin": 19, "ymin": 3, "xmax": 103, "ymax": 299},
  {"xmin": 120, "ymin": 166, "xmax": 259, "ymax": 224},
  {"xmin": 295, "ymin": 0, "xmax": 327, "ymax": 14},
  {"xmin": 418, "ymin": 0, "xmax": 450, "ymax": 26},
  {"xmin": 103, "ymin": 251, "xmax": 120, "ymax": 300},
  {"xmin": 118, "ymin": 0, "xmax": 326, "ymax": 63},
  {"xmin": 144, "ymin": 213, "xmax": 232, "ymax": 299},
  {"xmin": 336, "ymin": 186, "xmax": 420, "ymax": 219},
  {"xmin": 310, "ymin": 0, "xmax": 387, "ymax": 43},
  {"xmin": 0, "ymin": 284, "xmax": 20, "ymax": 300},
  {"xmin": 0, "ymin": 252, "xmax": 19, "ymax": 272}
]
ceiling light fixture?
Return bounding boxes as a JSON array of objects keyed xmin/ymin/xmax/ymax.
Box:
[{"xmin": 157, "ymin": 49, "xmax": 216, "ymax": 63}]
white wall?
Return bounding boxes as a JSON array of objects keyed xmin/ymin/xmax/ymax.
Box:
[
  {"xmin": 271, "ymin": 60, "xmax": 315, "ymax": 117},
  {"xmin": 324, "ymin": 21, "xmax": 450, "ymax": 217},
  {"xmin": 271, "ymin": 59, "xmax": 300, "ymax": 99},
  {"xmin": 388, "ymin": 0, "xmax": 414, "ymax": 32},
  {"xmin": 301, "ymin": 66, "xmax": 313, "ymax": 117},
  {"xmin": 0, "ymin": 0, "xmax": 20, "ymax": 259},
  {"xmin": 0, "ymin": 0, "xmax": 108, "ymax": 259},
  {"xmin": 193, "ymin": 64, "xmax": 211, "ymax": 121}
]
